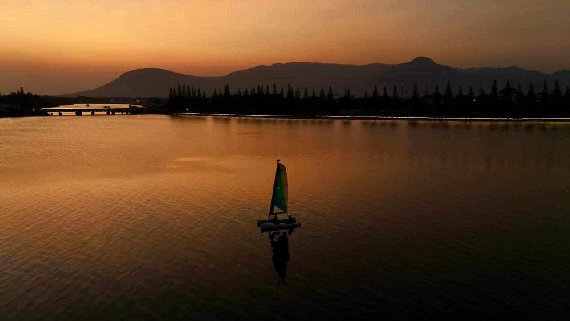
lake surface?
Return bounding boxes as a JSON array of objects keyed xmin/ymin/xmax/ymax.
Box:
[{"xmin": 1, "ymin": 115, "xmax": 570, "ymax": 320}]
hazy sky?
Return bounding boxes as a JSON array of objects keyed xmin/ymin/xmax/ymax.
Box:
[{"xmin": 1, "ymin": 0, "xmax": 569, "ymax": 94}]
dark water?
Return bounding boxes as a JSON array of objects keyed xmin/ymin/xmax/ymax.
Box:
[{"xmin": 1, "ymin": 115, "xmax": 570, "ymax": 320}]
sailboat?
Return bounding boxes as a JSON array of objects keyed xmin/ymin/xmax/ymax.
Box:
[{"xmin": 257, "ymin": 160, "xmax": 301, "ymax": 233}]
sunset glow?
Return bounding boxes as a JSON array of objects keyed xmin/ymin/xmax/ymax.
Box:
[{"xmin": 1, "ymin": 0, "xmax": 569, "ymax": 94}]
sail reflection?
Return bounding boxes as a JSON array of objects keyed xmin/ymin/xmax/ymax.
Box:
[{"xmin": 269, "ymin": 230, "xmax": 291, "ymax": 281}]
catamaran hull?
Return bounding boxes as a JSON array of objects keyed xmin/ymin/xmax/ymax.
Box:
[
  {"xmin": 260, "ymin": 222, "xmax": 301, "ymax": 232},
  {"xmin": 257, "ymin": 216, "xmax": 297, "ymax": 227}
]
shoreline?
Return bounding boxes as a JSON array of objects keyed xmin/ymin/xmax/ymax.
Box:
[
  {"xmin": 3, "ymin": 112, "xmax": 570, "ymax": 123},
  {"xmin": 176, "ymin": 113, "xmax": 570, "ymax": 122}
]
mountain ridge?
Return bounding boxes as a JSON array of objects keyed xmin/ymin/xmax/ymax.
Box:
[{"xmin": 68, "ymin": 57, "xmax": 570, "ymax": 98}]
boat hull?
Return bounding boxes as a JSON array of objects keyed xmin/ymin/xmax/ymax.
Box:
[
  {"xmin": 257, "ymin": 216, "xmax": 296, "ymax": 227},
  {"xmin": 260, "ymin": 222, "xmax": 301, "ymax": 232}
]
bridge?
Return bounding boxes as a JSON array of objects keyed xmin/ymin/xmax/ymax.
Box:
[{"xmin": 42, "ymin": 104, "xmax": 143, "ymax": 116}]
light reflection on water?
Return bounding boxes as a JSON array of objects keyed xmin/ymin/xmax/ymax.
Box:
[{"xmin": 1, "ymin": 115, "xmax": 570, "ymax": 320}]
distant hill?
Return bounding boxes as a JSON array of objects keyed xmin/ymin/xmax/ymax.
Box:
[{"xmin": 68, "ymin": 57, "xmax": 570, "ymax": 98}]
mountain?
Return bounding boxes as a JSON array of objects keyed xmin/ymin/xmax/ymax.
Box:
[
  {"xmin": 68, "ymin": 58, "xmax": 570, "ymax": 97},
  {"xmin": 71, "ymin": 68, "xmax": 216, "ymax": 98}
]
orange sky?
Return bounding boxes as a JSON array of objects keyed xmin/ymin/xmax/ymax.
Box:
[{"xmin": 1, "ymin": 0, "xmax": 569, "ymax": 94}]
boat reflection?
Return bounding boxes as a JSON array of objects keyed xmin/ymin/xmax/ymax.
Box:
[{"xmin": 268, "ymin": 229, "xmax": 292, "ymax": 281}]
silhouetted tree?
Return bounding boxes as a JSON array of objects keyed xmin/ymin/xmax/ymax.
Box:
[
  {"xmin": 412, "ymin": 83, "xmax": 419, "ymax": 99},
  {"xmin": 430, "ymin": 85, "xmax": 441, "ymax": 116},
  {"xmin": 553, "ymin": 80, "xmax": 562, "ymax": 99},
  {"xmin": 527, "ymin": 82, "xmax": 536, "ymax": 115},
  {"xmin": 444, "ymin": 81, "xmax": 453, "ymax": 100},
  {"xmin": 372, "ymin": 86, "xmax": 379, "ymax": 99},
  {"xmin": 501, "ymin": 81, "xmax": 513, "ymax": 116},
  {"xmin": 564, "ymin": 86, "xmax": 570, "ymax": 112},
  {"xmin": 516, "ymin": 84, "xmax": 524, "ymax": 117},
  {"xmin": 433, "ymin": 85, "xmax": 441, "ymax": 103},
  {"xmin": 392, "ymin": 86, "xmax": 399, "ymax": 99},
  {"xmin": 286, "ymin": 84, "xmax": 294, "ymax": 101},
  {"xmin": 476, "ymin": 87, "xmax": 486, "ymax": 115},
  {"xmin": 491, "ymin": 80, "xmax": 498, "ymax": 98},
  {"xmin": 409, "ymin": 83, "xmax": 422, "ymax": 115},
  {"xmin": 443, "ymin": 82, "xmax": 453, "ymax": 114},
  {"xmin": 541, "ymin": 80, "xmax": 550, "ymax": 115},
  {"xmin": 341, "ymin": 88, "xmax": 352, "ymax": 109},
  {"xmin": 503, "ymin": 81, "xmax": 512, "ymax": 101},
  {"xmin": 327, "ymin": 87, "xmax": 334, "ymax": 101},
  {"xmin": 467, "ymin": 86, "xmax": 474, "ymax": 102},
  {"xmin": 552, "ymin": 80, "xmax": 563, "ymax": 113},
  {"xmin": 527, "ymin": 82, "xmax": 535, "ymax": 98}
]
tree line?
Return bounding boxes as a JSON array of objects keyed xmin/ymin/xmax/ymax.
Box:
[
  {"xmin": 3, "ymin": 80, "xmax": 569, "ymax": 118},
  {"xmin": 167, "ymin": 80, "xmax": 570, "ymax": 118},
  {"xmin": 0, "ymin": 88, "xmax": 50, "ymax": 117}
]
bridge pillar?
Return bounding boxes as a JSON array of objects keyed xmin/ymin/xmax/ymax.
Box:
[
  {"xmin": 91, "ymin": 111, "xmax": 95, "ymax": 115},
  {"xmin": 75, "ymin": 111, "xmax": 82, "ymax": 116},
  {"xmin": 58, "ymin": 112, "xmax": 62, "ymax": 116}
]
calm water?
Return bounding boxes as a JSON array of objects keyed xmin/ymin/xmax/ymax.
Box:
[{"xmin": 1, "ymin": 115, "xmax": 570, "ymax": 320}]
